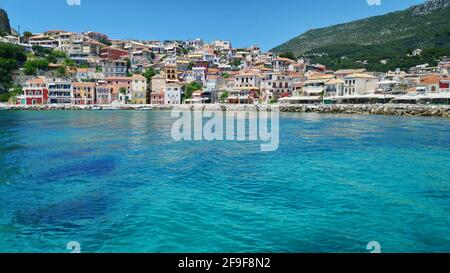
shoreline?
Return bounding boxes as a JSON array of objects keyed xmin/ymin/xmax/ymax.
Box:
[{"xmin": 1, "ymin": 103, "xmax": 450, "ymax": 118}]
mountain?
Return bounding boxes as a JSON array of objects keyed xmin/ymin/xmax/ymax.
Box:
[
  {"xmin": 0, "ymin": 9, "xmax": 11, "ymax": 34},
  {"xmin": 270, "ymin": 0, "xmax": 450, "ymax": 71}
]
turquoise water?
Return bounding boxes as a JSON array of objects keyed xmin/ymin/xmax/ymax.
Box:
[{"xmin": 0, "ymin": 110, "xmax": 449, "ymax": 253}]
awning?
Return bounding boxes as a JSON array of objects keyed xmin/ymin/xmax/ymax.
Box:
[
  {"xmin": 394, "ymin": 95, "xmax": 418, "ymax": 101},
  {"xmin": 426, "ymin": 93, "xmax": 450, "ymax": 99},
  {"xmin": 280, "ymin": 96, "xmax": 321, "ymax": 101},
  {"xmin": 361, "ymin": 94, "xmax": 396, "ymax": 99},
  {"xmin": 303, "ymin": 87, "xmax": 325, "ymax": 94}
]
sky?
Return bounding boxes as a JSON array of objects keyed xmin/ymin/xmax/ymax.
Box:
[{"xmin": 1, "ymin": 0, "xmax": 426, "ymax": 50}]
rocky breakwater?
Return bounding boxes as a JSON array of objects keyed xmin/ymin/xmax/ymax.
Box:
[
  {"xmin": 278, "ymin": 104, "xmax": 450, "ymax": 117},
  {"xmin": 1, "ymin": 103, "xmax": 450, "ymax": 117},
  {"xmin": 168, "ymin": 104, "xmax": 450, "ymax": 117},
  {"xmin": 0, "ymin": 104, "xmax": 174, "ymax": 111}
]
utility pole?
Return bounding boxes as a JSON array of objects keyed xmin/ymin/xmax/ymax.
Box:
[{"xmin": 17, "ymin": 25, "xmax": 21, "ymax": 43}]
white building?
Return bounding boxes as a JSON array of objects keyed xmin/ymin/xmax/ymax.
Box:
[
  {"xmin": 29, "ymin": 35, "xmax": 59, "ymax": 49},
  {"xmin": 164, "ymin": 82, "xmax": 182, "ymax": 105},
  {"xmin": 204, "ymin": 76, "xmax": 225, "ymax": 103},
  {"xmin": 192, "ymin": 67, "xmax": 207, "ymax": 84},
  {"xmin": 302, "ymin": 74, "xmax": 335, "ymax": 97},
  {"xmin": 260, "ymin": 73, "xmax": 294, "ymax": 102},
  {"xmin": 102, "ymin": 59, "xmax": 127, "ymax": 77},
  {"xmin": 211, "ymin": 40, "xmax": 232, "ymax": 51},
  {"xmin": 344, "ymin": 73, "xmax": 378, "ymax": 95},
  {"xmin": 325, "ymin": 78, "xmax": 345, "ymax": 97},
  {"xmin": 187, "ymin": 38, "xmax": 204, "ymax": 49},
  {"xmin": 47, "ymin": 78, "xmax": 73, "ymax": 104},
  {"xmin": 234, "ymin": 72, "xmax": 260, "ymax": 89}
]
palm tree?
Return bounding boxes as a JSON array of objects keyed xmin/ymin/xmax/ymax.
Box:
[{"xmin": 22, "ymin": 31, "xmax": 33, "ymax": 43}]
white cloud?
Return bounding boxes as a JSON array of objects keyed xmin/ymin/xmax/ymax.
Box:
[{"xmin": 367, "ymin": 0, "xmax": 382, "ymax": 6}]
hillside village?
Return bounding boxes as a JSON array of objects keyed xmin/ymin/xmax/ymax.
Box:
[{"xmin": 1, "ymin": 29, "xmax": 450, "ymax": 107}]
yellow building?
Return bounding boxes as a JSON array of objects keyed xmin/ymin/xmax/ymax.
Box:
[
  {"xmin": 73, "ymin": 82, "xmax": 96, "ymax": 105},
  {"xmin": 131, "ymin": 74, "xmax": 147, "ymax": 104}
]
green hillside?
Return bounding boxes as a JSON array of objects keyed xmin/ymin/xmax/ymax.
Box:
[{"xmin": 270, "ymin": 0, "xmax": 450, "ymax": 71}]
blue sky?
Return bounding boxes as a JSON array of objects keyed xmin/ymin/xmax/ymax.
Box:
[{"xmin": 1, "ymin": 0, "xmax": 425, "ymax": 50}]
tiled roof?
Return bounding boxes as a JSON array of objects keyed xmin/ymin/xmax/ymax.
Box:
[
  {"xmin": 420, "ymin": 74, "xmax": 441, "ymax": 85},
  {"xmin": 345, "ymin": 73, "xmax": 377, "ymax": 79}
]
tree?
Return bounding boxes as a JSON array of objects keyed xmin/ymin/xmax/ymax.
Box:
[
  {"xmin": 142, "ymin": 67, "xmax": 156, "ymax": 86},
  {"xmin": 124, "ymin": 58, "xmax": 132, "ymax": 76},
  {"xmin": 52, "ymin": 50, "xmax": 67, "ymax": 58},
  {"xmin": 230, "ymin": 59, "xmax": 242, "ymax": 68},
  {"xmin": 23, "ymin": 61, "xmax": 37, "ymax": 75},
  {"xmin": 119, "ymin": 87, "xmax": 129, "ymax": 103},
  {"xmin": 78, "ymin": 62, "xmax": 89, "ymax": 69},
  {"xmin": 98, "ymin": 37, "xmax": 112, "ymax": 46},
  {"xmin": 119, "ymin": 87, "xmax": 127, "ymax": 95},
  {"xmin": 279, "ymin": 51, "xmax": 296, "ymax": 61},
  {"xmin": 219, "ymin": 91, "xmax": 229, "ymax": 103},
  {"xmin": 32, "ymin": 45, "xmax": 52, "ymax": 57},
  {"xmin": 46, "ymin": 54, "xmax": 57, "ymax": 64},
  {"xmin": 0, "ymin": 85, "xmax": 22, "ymax": 102},
  {"xmin": 0, "ymin": 92, "xmax": 9, "ymax": 102},
  {"xmin": 64, "ymin": 58, "xmax": 76, "ymax": 67},
  {"xmin": 182, "ymin": 82, "xmax": 202, "ymax": 101},
  {"xmin": 0, "ymin": 43, "xmax": 27, "ymax": 90},
  {"xmin": 23, "ymin": 59, "xmax": 50, "ymax": 75},
  {"xmin": 56, "ymin": 66, "xmax": 67, "ymax": 77},
  {"xmin": 187, "ymin": 62, "xmax": 195, "ymax": 70},
  {"xmin": 22, "ymin": 31, "xmax": 33, "ymax": 43}
]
